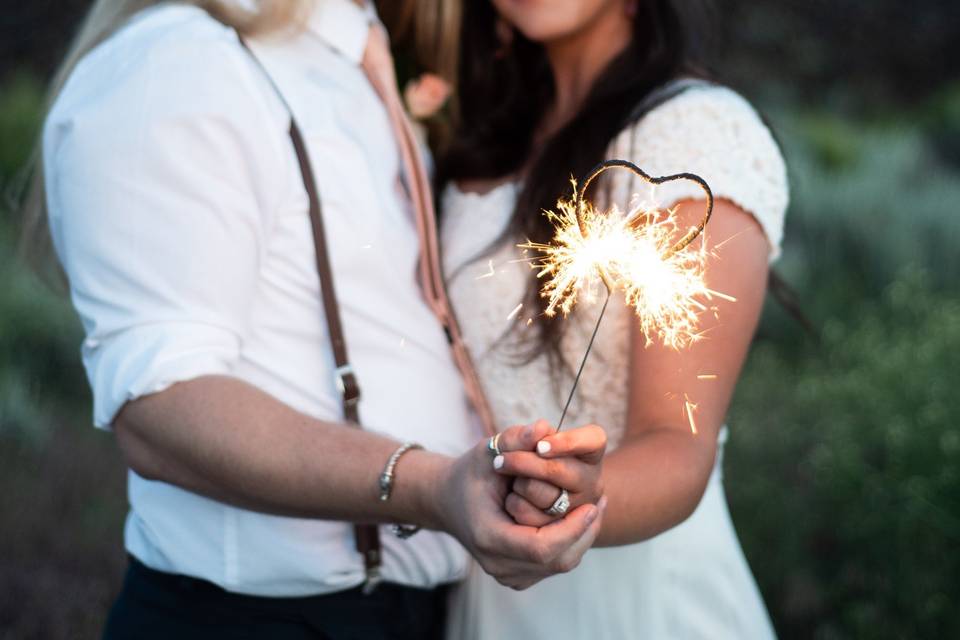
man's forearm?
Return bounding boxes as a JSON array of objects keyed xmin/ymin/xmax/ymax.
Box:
[{"xmin": 114, "ymin": 375, "xmax": 450, "ymax": 529}]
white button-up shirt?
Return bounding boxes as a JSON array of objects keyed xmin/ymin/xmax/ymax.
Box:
[{"xmin": 44, "ymin": 0, "xmax": 479, "ymax": 596}]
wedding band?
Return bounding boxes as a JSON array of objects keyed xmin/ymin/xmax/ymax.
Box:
[
  {"xmin": 487, "ymin": 433, "xmax": 502, "ymax": 456},
  {"xmin": 544, "ymin": 489, "xmax": 570, "ymax": 516}
]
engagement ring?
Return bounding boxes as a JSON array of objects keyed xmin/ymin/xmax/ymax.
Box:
[{"xmin": 544, "ymin": 489, "xmax": 570, "ymax": 516}]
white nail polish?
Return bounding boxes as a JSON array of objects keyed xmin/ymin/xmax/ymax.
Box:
[
  {"xmin": 537, "ymin": 441, "xmax": 551, "ymax": 455},
  {"xmin": 493, "ymin": 455, "xmax": 505, "ymax": 470}
]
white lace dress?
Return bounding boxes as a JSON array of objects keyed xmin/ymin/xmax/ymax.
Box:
[{"xmin": 441, "ymin": 85, "xmax": 788, "ymax": 639}]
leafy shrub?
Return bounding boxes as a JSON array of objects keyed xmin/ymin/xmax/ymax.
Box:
[
  {"xmin": 729, "ymin": 271, "xmax": 960, "ymax": 640},
  {"xmin": 0, "ymin": 73, "xmax": 43, "ymax": 181},
  {"xmin": 774, "ymin": 110, "xmax": 960, "ymax": 301}
]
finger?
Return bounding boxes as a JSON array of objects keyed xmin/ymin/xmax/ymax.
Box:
[
  {"xmin": 513, "ymin": 476, "xmax": 566, "ymax": 511},
  {"xmin": 486, "ymin": 499, "xmax": 597, "ymax": 565},
  {"xmin": 532, "ymin": 501, "xmax": 601, "ymax": 563},
  {"xmin": 494, "ymin": 451, "xmax": 585, "ymax": 492},
  {"xmin": 497, "ymin": 420, "xmax": 556, "ymax": 454},
  {"xmin": 551, "ymin": 495, "xmax": 608, "ymax": 573},
  {"xmin": 536, "ymin": 424, "xmax": 607, "ymax": 463},
  {"xmin": 505, "ymin": 492, "xmax": 557, "ymax": 527}
]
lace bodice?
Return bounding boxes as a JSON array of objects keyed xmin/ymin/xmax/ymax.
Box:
[{"xmin": 441, "ymin": 85, "xmax": 788, "ymax": 446}]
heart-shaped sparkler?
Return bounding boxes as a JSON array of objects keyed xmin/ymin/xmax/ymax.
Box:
[
  {"xmin": 522, "ymin": 159, "xmax": 718, "ymax": 429},
  {"xmin": 575, "ymin": 159, "xmax": 714, "ymax": 259}
]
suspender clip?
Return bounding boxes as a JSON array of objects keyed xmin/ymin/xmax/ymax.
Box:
[{"xmin": 334, "ymin": 364, "xmax": 361, "ymax": 407}]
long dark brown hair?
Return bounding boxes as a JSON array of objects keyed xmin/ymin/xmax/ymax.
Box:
[{"xmin": 439, "ymin": 0, "xmax": 716, "ymax": 369}]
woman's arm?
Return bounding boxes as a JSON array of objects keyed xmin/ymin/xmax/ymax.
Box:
[
  {"xmin": 595, "ymin": 198, "xmax": 769, "ymax": 545},
  {"xmin": 495, "ymin": 198, "xmax": 769, "ymax": 545}
]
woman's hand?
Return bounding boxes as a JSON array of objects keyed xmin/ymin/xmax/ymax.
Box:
[
  {"xmin": 494, "ymin": 421, "xmax": 607, "ymax": 527},
  {"xmin": 430, "ymin": 428, "xmax": 607, "ymax": 590}
]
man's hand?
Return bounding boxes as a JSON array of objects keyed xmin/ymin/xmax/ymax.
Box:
[
  {"xmin": 430, "ymin": 433, "xmax": 607, "ymax": 590},
  {"xmin": 112, "ymin": 375, "xmax": 606, "ymax": 590},
  {"xmin": 494, "ymin": 420, "xmax": 607, "ymax": 527}
]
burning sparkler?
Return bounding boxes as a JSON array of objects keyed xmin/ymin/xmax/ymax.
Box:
[{"xmin": 520, "ymin": 159, "xmax": 718, "ymax": 430}]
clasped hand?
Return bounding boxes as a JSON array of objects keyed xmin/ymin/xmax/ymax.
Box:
[
  {"xmin": 495, "ymin": 420, "xmax": 607, "ymax": 528},
  {"xmin": 437, "ymin": 420, "xmax": 606, "ymax": 591}
]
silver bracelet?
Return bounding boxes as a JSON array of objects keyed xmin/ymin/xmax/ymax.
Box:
[
  {"xmin": 378, "ymin": 442, "xmax": 424, "ymax": 540},
  {"xmin": 378, "ymin": 442, "xmax": 423, "ymax": 501}
]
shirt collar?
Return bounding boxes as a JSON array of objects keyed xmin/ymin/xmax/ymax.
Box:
[{"xmin": 307, "ymin": 0, "xmax": 378, "ymax": 64}]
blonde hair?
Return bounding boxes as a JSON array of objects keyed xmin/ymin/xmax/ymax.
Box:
[
  {"xmin": 17, "ymin": 0, "xmax": 313, "ymax": 278},
  {"xmin": 378, "ymin": 0, "xmax": 462, "ymax": 150},
  {"xmin": 378, "ymin": 0, "xmax": 461, "ymax": 85},
  {"xmin": 18, "ymin": 0, "xmax": 460, "ymax": 277}
]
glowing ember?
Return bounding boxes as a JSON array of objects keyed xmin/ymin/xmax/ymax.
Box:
[
  {"xmin": 518, "ymin": 159, "xmax": 727, "ymax": 432},
  {"xmin": 476, "ymin": 259, "xmax": 496, "ymax": 280},
  {"xmin": 683, "ymin": 394, "xmax": 699, "ymax": 435},
  {"xmin": 520, "ymin": 188, "xmax": 714, "ymax": 350}
]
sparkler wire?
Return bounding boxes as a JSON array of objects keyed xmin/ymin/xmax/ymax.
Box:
[
  {"xmin": 576, "ymin": 159, "xmax": 714, "ymax": 258},
  {"xmin": 554, "ymin": 159, "xmax": 715, "ymax": 431},
  {"xmin": 557, "ymin": 287, "xmax": 611, "ymax": 431}
]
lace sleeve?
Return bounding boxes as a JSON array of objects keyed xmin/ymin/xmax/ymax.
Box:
[{"xmin": 606, "ymin": 85, "xmax": 789, "ymax": 261}]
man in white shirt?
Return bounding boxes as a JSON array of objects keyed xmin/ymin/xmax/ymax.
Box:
[{"xmin": 42, "ymin": 1, "xmax": 604, "ymax": 637}]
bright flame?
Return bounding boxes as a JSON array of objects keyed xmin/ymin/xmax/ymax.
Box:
[{"xmin": 520, "ymin": 189, "xmax": 717, "ymax": 350}]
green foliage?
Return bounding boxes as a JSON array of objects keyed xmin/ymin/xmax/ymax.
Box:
[
  {"xmin": 764, "ymin": 108, "xmax": 960, "ymax": 319},
  {"xmin": 0, "ymin": 74, "xmax": 86, "ymax": 446},
  {"xmin": 0, "ymin": 244, "xmax": 86, "ymax": 446},
  {"xmin": 724, "ymin": 101, "xmax": 960, "ymax": 637},
  {"xmin": 728, "ymin": 269, "xmax": 960, "ymax": 638},
  {"xmin": 0, "ymin": 72, "xmax": 44, "ymax": 182}
]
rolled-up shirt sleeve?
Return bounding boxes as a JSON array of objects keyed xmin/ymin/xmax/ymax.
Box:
[{"xmin": 43, "ymin": 29, "xmax": 286, "ymax": 428}]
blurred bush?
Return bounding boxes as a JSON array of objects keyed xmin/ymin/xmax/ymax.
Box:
[
  {"xmin": 0, "ymin": 70, "xmax": 124, "ymax": 640},
  {"xmin": 0, "ymin": 72, "xmax": 87, "ymax": 447},
  {"xmin": 724, "ymin": 92, "xmax": 960, "ymax": 638},
  {"xmin": 728, "ymin": 270, "xmax": 960, "ymax": 638}
]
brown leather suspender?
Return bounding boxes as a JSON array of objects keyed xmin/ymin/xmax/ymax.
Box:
[
  {"xmin": 235, "ymin": 35, "xmax": 382, "ymax": 591},
  {"xmin": 287, "ymin": 121, "xmax": 384, "ymax": 590}
]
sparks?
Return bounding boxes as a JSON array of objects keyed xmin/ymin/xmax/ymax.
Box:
[
  {"xmin": 520, "ymin": 187, "xmax": 716, "ymax": 350},
  {"xmin": 520, "ymin": 159, "xmax": 728, "ymax": 431},
  {"xmin": 506, "ymin": 303, "xmax": 524, "ymax": 321},
  {"xmin": 684, "ymin": 395, "xmax": 699, "ymax": 435},
  {"xmin": 476, "ymin": 259, "xmax": 496, "ymax": 279}
]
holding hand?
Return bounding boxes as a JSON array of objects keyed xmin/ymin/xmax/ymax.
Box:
[
  {"xmin": 432, "ymin": 428, "xmax": 607, "ymax": 590},
  {"xmin": 494, "ymin": 420, "xmax": 607, "ymax": 528}
]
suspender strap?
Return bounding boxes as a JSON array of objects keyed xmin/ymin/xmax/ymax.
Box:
[
  {"xmin": 288, "ymin": 121, "xmax": 381, "ymax": 587},
  {"xmin": 235, "ymin": 34, "xmax": 382, "ymax": 592},
  {"xmin": 287, "ymin": 123, "xmax": 362, "ymax": 422}
]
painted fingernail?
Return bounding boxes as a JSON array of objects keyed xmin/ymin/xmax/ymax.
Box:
[
  {"xmin": 493, "ymin": 455, "xmax": 505, "ymax": 470},
  {"xmin": 536, "ymin": 440, "xmax": 551, "ymax": 455},
  {"xmin": 585, "ymin": 506, "xmax": 599, "ymax": 526}
]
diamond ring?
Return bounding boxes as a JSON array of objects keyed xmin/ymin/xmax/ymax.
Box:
[{"xmin": 544, "ymin": 489, "xmax": 570, "ymax": 516}]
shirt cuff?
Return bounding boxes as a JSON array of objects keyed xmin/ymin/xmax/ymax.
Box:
[{"xmin": 84, "ymin": 322, "xmax": 240, "ymax": 429}]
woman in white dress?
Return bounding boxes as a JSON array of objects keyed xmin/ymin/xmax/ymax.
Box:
[{"xmin": 438, "ymin": 0, "xmax": 787, "ymax": 638}]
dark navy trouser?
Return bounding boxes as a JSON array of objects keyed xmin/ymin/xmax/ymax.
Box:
[{"xmin": 102, "ymin": 556, "xmax": 449, "ymax": 640}]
